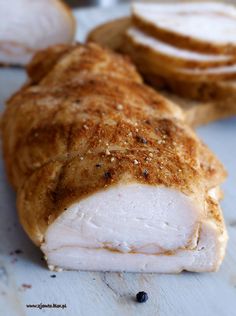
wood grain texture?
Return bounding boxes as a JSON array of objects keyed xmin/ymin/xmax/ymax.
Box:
[{"xmin": 0, "ymin": 4, "xmax": 236, "ymax": 316}]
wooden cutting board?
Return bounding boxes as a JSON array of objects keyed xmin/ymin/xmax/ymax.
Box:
[{"xmin": 87, "ymin": 17, "xmax": 236, "ymax": 127}]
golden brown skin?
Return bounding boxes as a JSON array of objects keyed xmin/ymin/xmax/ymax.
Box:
[
  {"xmin": 1, "ymin": 43, "xmax": 226, "ymax": 245},
  {"xmin": 27, "ymin": 44, "xmax": 72, "ymax": 83}
]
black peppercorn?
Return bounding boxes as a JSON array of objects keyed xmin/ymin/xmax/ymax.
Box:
[
  {"xmin": 136, "ymin": 136, "xmax": 148, "ymax": 144},
  {"xmin": 136, "ymin": 291, "xmax": 148, "ymax": 303},
  {"xmin": 15, "ymin": 249, "xmax": 23, "ymax": 254},
  {"xmin": 143, "ymin": 169, "xmax": 149, "ymax": 178},
  {"xmin": 104, "ymin": 171, "xmax": 112, "ymax": 179}
]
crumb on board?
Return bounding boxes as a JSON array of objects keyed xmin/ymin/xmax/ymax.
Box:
[{"xmin": 10, "ymin": 249, "xmax": 23, "ymax": 255}]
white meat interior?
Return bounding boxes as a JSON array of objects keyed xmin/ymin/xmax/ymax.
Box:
[{"xmin": 42, "ymin": 183, "xmax": 227, "ymax": 273}]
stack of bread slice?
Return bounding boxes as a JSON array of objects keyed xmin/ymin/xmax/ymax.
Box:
[{"xmin": 87, "ymin": 2, "xmax": 236, "ymax": 126}]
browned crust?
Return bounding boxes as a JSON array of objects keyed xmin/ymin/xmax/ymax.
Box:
[
  {"xmin": 206, "ymin": 195, "xmax": 225, "ymax": 234},
  {"xmin": 2, "ymin": 43, "xmax": 226, "ymax": 245},
  {"xmin": 132, "ymin": 14, "xmax": 236, "ymax": 55},
  {"xmin": 142, "ymin": 72, "xmax": 236, "ymax": 102},
  {"xmin": 27, "ymin": 44, "xmax": 74, "ymax": 83}
]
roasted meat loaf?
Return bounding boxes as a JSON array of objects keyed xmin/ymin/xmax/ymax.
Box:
[{"xmin": 1, "ymin": 43, "xmax": 228, "ymax": 272}]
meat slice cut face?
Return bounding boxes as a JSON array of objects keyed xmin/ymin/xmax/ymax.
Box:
[
  {"xmin": 2, "ymin": 43, "xmax": 228, "ymax": 272},
  {"xmin": 41, "ymin": 184, "xmax": 226, "ymax": 273},
  {"xmin": 0, "ymin": 0, "xmax": 75, "ymax": 65},
  {"xmin": 132, "ymin": 2, "xmax": 236, "ymax": 54},
  {"xmin": 126, "ymin": 27, "xmax": 235, "ymax": 69}
]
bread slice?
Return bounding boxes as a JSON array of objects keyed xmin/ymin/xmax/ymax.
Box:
[
  {"xmin": 87, "ymin": 17, "xmax": 236, "ymax": 123},
  {"xmin": 132, "ymin": 2, "xmax": 236, "ymax": 55},
  {"xmin": 0, "ymin": 0, "xmax": 75, "ymax": 66}
]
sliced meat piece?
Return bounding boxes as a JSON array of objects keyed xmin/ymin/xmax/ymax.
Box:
[
  {"xmin": 87, "ymin": 18, "xmax": 236, "ymax": 103},
  {"xmin": 123, "ymin": 37, "xmax": 236, "ymax": 82},
  {"xmin": 87, "ymin": 17, "xmax": 130, "ymax": 50},
  {"xmin": 0, "ymin": 0, "xmax": 75, "ymax": 66},
  {"xmin": 87, "ymin": 17, "xmax": 131, "ymax": 52},
  {"xmin": 132, "ymin": 2, "xmax": 236, "ymax": 54},
  {"xmin": 2, "ymin": 43, "xmax": 227, "ymax": 272},
  {"xmin": 87, "ymin": 17, "xmax": 236, "ymax": 110},
  {"xmin": 126, "ymin": 27, "xmax": 236, "ymax": 69}
]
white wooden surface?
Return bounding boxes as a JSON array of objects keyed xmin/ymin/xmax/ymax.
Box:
[{"xmin": 0, "ymin": 5, "xmax": 236, "ymax": 316}]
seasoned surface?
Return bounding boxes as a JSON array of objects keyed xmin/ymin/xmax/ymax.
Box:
[{"xmin": 1, "ymin": 43, "xmax": 226, "ymax": 245}]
